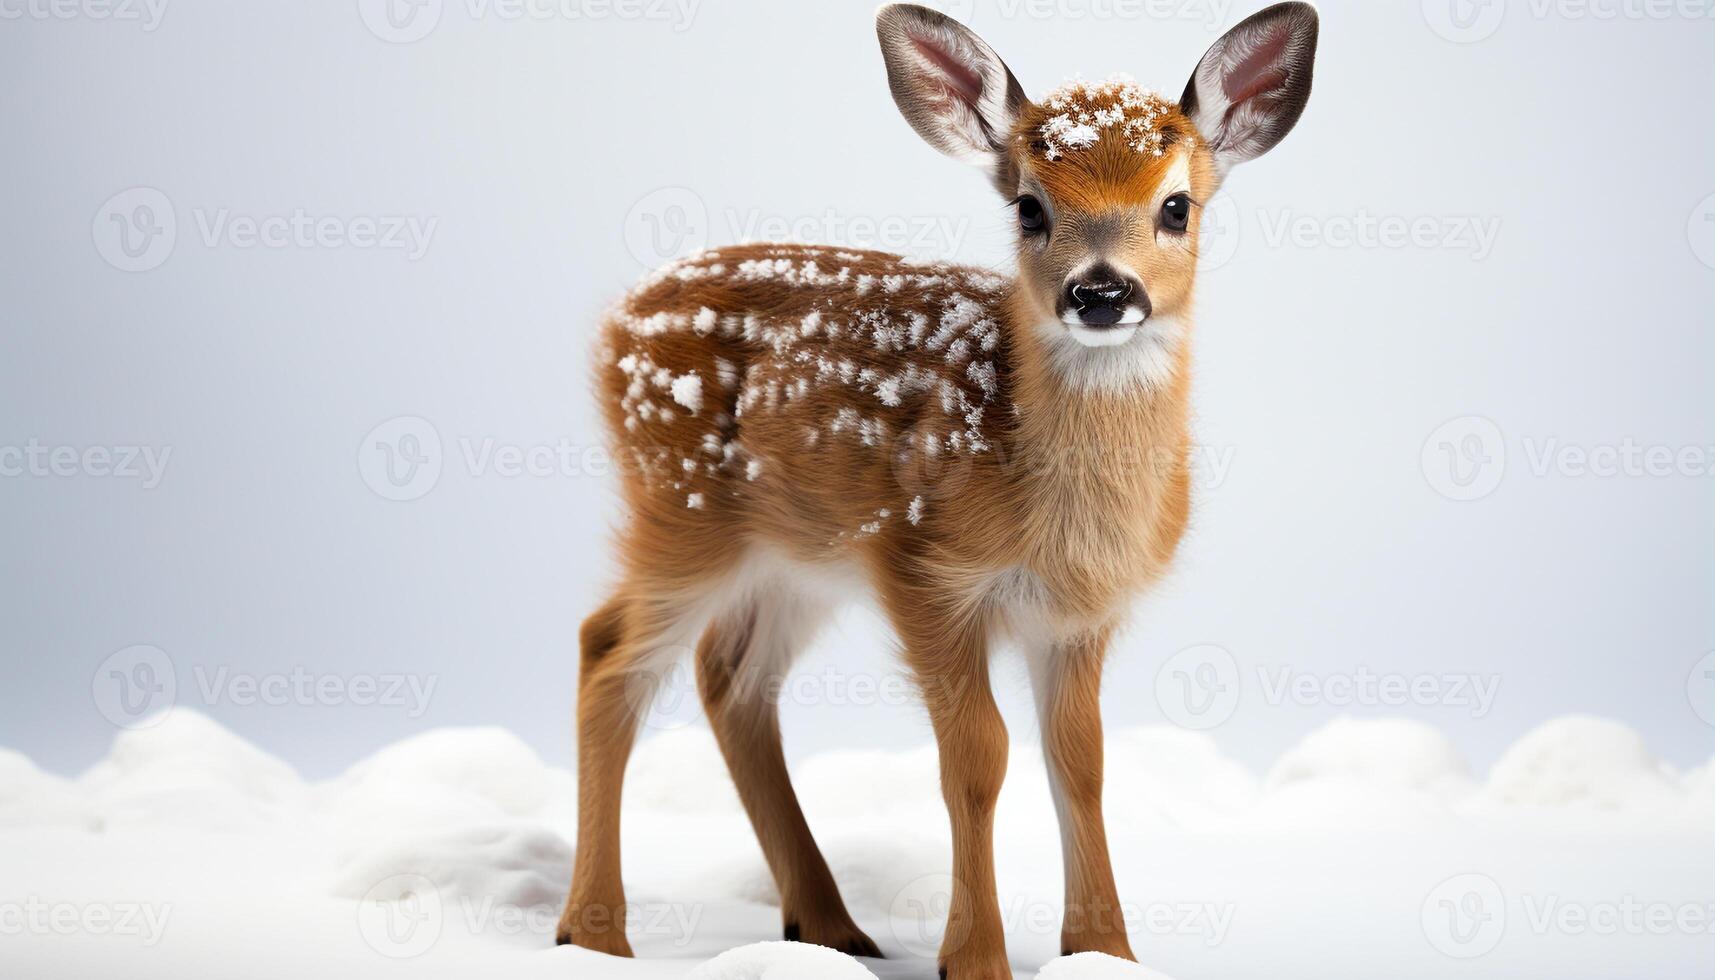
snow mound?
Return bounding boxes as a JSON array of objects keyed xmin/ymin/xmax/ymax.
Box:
[
  {"xmin": 328, "ymin": 726, "xmax": 554, "ymax": 814},
  {"xmin": 683, "ymin": 740, "xmax": 948, "ymax": 913},
  {"xmin": 700, "ymin": 832, "xmax": 947, "ymax": 913},
  {"xmin": 1103, "ymin": 726, "xmax": 1260, "ymax": 827},
  {"xmin": 9, "ymin": 709, "xmax": 1706, "ymax": 856},
  {"xmin": 332, "ymin": 822, "xmax": 572, "ymax": 912},
  {"xmin": 1483, "ymin": 716, "xmax": 1681, "ymax": 811},
  {"xmin": 318, "ymin": 726, "xmax": 569, "ymax": 841},
  {"xmin": 793, "ymin": 727, "xmax": 1259, "ymax": 833},
  {"xmin": 1249, "ymin": 776, "xmax": 1457, "ymax": 830},
  {"xmin": 808, "ymin": 832, "xmax": 949, "ymax": 916},
  {"xmin": 0, "ymin": 748, "xmax": 87, "ymax": 828},
  {"xmin": 793, "ymin": 743, "xmax": 943, "ymax": 822},
  {"xmin": 626, "ymin": 727, "xmax": 742, "ymax": 815},
  {"xmin": 687, "ymin": 941, "xmax": 880, "ymax": 979},
  {"xmin": 1265, "ymin": 717, "xmax": 1476, "ymax": 797},
  {"xmin": 1034, "ymin": 952, "xmax": 1178, "ymax": 979},
  {"xmin": 79, "ymin": 710, "xmax": 306, "ymax": 830},
  {"xmin": 1681, "ymin": 755, "xmax": 1715, "ymax": 809},
  {"xmin": 1244, "ymin": 718, "xmax": 1476, "ymax": 829}
]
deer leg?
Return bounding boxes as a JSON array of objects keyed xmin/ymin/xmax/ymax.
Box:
[
  {"xmin": 1029, "ymin": 631, "xmax": 1134, "ymax": 960},
  {"xmin": 695, "ymin": 598, "xmax": 881, "ymax": 958},
  {"xmin": 556, "ymin": 593, "xmax": 684, "ymax": 956},
  {"xmin": 894, "ymin": 611, "xmax": 1012, "ymax": 980}
]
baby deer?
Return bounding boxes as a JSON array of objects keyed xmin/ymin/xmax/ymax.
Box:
[{"xmin": 558, "ymin": 3, "xmax": 1318, "ymax": 976}]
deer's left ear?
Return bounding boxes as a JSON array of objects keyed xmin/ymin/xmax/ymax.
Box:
[
  {"xmin": 876, "ymin": 3, "xmax": 1028, "ymax": 174},
  {"xmin": 1180, "ymin": 2, "xmax": 1319, "ymax": 177}
]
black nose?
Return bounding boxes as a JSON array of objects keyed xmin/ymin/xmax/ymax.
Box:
[
  {"xmin": 1067, "ymin": 279, "xmax": 1132, "ymax": 310},
  {"xmin": 1062, "ymin": 267, "xmax": 1148, "ymax": 327}
]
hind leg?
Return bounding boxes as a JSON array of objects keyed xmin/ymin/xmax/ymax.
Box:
[
  {"xmin": 695, "ymin": 597, "xmax": 882, "ymax": 958},
  {"xmin": 557, "ymin": 592, "xmax": 689, "ymax": 955}
]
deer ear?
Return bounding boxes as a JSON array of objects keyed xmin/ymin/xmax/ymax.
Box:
[
  {"xmin": 876, "ymin": 3, "xmax": 1027, "ymax": 172},
  {"xmin": 1179, "ymin": 2, "xmax": 1318, "ymax": 177}
]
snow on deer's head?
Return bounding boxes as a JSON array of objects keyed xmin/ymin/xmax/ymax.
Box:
[{"xmin": 877, "ymin": 2, "xmax": 1318, "ymax": 389}]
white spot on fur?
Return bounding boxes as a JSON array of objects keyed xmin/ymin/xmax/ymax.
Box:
[
  {"xmin": 670, "ymin": 373, "xmax": 704, "ymax": 413},
  {"xmin": 714, "ymin": 358, "xmax": 738, "ymax": 390},
  {"xmin": 876, "ymin": 377, "xmax": 902, "ymax": 407},
  {"xmin": 1038, "ymin": 75, "xmax": 1177, "ymax": 159}
]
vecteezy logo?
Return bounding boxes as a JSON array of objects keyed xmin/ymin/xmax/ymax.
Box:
[
  {"xmin": 1421, "ymin": 873, "xmax": 1506, "ymax": 958},
  {"xmin": 1689, "ymin": 651, "xmax": 1715, "ymax": 727},
  {"xmin": 1422, "ymin": 416, "xmax": 1506, "ymax": 501},
  {"xmin": 1154, "ymin": 644, "xmax": 1240, "ymax": 730},
  {"xmin": 93, "ymin": 187, "xmax": 177, "ymax": 272},
  {"xmin": 1423, "ymin": 0, "xmax": 1505, "ymax": 43},
  {"xmin": 1198, "ymin": 192, "xmax": 1240, "ymax": 271},
  {"xmin": 625, "ymin": 651, "xmax": 700, "ymax": 731},
  {"xmin": 92, "ymin": 644, "xmax": 177, "ymax": 728},
  {"xmin": 889, "ymin": 429, "xmax": 976, "ymax": 503},
  {"xmin": 889, "ymin": 872, "xmax": 960, "ymax": 960},
  {"xmin": 358, "ymin": 0, "xmax": 443, "ymax": 43},
  {"xmin": 357, "ymin": 873, "xmax": 443, "ymax": 958},
  {"xmin": 1688, "ymin": 193, "xmax": 1715, "ymax": 271},
  {"xmin": 623, "ymin": 187, "xmax": 708, "ymax": 268},
  {"xmin": 358, "ymin": 416, "xmax": 443, "ymax": 502}
]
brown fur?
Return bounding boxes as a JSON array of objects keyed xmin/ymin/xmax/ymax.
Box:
[
  {"xmin": 560, "ymin": 53, "xmax": 1217, "ymax": 980},
  {"xmin": 551, "ymin": 0, "xmax": 1324, "ymax": 968}
]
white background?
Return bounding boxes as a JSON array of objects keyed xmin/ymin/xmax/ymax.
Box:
[{"xmin": 2, "ymin": 0, "xmax": 1712, "ymax": 778}]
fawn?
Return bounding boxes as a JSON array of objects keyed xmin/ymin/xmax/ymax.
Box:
[{"xmin": 558, "ymin": 3, "xmax": 1318, "ymax": 976}]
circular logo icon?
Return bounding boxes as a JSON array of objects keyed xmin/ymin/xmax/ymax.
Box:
[
  {"xmin": 358, "ymin": 0, "xmax": 443, "ymax": 43},
  {"xmin": 1197, "ymin": 192, "xmax": 1240, "ymax": 271},
  {"xmin": 1688, "ymin": 651, "xmax": 1715, "ymax": 727},
  {"xmin": 1154, "ymin": 644, "xmax": 1240, "ymax": 730},
  {"xmin": 624, "ymin": 187, "xmax": 708, "ymax": 268},
  {"xmin": 358, "ymin": 873, "xmax": 443, "ymax": 958},
  {"xmin": 1421, "ymin": 416, "xmax": 1506, "ymax": 502},
  {"xmin": 1422, "ymin": 0, "xmax": 1505, "ymax": 43},
  {"xmin": 1687, "ymin": 193, "xmax": 1715, "ymax": 271},
  {"xmin": 889, "ymin": 872, "xmax": 964, "ymax": 960},
  {"xmin": 1421, "ymin": 873, "xmax": 1505, "ymax": 958},
  {"xmin": 93, "ymin": 187, "xmax": 177, "ymax": 273},
  {"xmin": 625, "ymin": 652, "xmax": 701, "ymax": 731},
  {"xmin": 889, "ymin": 428, "xmax": 977, "ymax": 506},
  {"xmin": 358, "ymin": 416, "xmax": 443, "ymax": 502},
  {"xmin": 92, "ymin": 644, "xmax": 177, "ymax": 729}
]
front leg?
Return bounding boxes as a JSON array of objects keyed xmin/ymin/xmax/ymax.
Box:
[
  {"xmin": 1029, "ymin": 629, "xmax": 1135, "ymax": 961},
  {"xmin": 888, "ymin": 602, "xmax": 1013, "ymax": 979}
]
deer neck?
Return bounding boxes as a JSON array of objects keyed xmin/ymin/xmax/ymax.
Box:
[{"xmin": 1005, "ymin": 289, "xmax": 1194, "ymax": 511}]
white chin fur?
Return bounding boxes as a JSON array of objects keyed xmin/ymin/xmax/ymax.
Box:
[
  {"xmin": 1060, "ymin": 307, "xmax": 1148, "ymax": 348},
  {"xmin": 1038, "ymin": 314, "xmax": 1187, "ymax": 393},
  {"xmin": 1065, "ymin": 322, "xmax": 1139, "ymax": 348}
]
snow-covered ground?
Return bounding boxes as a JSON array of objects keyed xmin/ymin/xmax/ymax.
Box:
[{"xmin": 1, "ymin": 711, "xmax": 1711, "ymax": 979}]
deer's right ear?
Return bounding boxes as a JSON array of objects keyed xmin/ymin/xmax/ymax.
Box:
[{"xmin": 876, "ymin": 4, "xmax": 1027, "ymax": 172}]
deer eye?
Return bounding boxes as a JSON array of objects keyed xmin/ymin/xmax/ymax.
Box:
[
  {"xmin": 1015, "ymin": 195, "xmax": 1047, "ymax": 236},
  {"xmin": 1160, "ymin": 193, "xmax": 1192, "ymax": 234}
]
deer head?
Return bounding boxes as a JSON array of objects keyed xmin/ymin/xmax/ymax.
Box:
[{"xmin": 877, "ymin": 2, "xmax": 1318, "ymax": 389}]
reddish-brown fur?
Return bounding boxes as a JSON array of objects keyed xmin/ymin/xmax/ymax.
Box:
[
  {"xmin": 557, "ymin": 2, "xmax": 1314, "ymax": 975},
  {"xmin": 561, "ymin": 149, "xmax": 1206, "ymax": 980}
]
